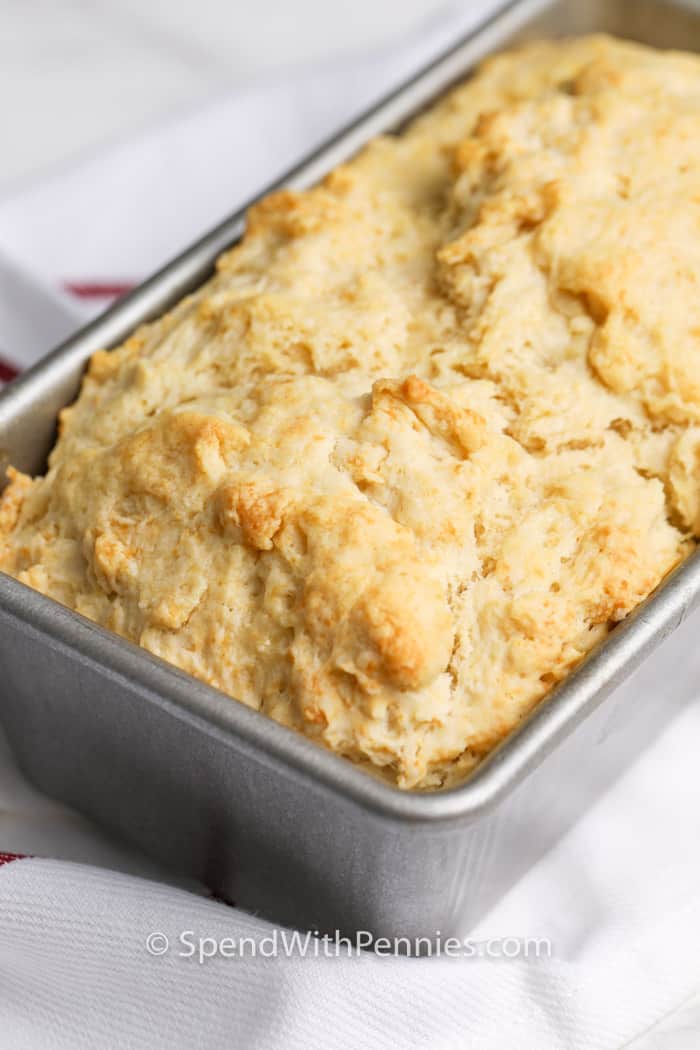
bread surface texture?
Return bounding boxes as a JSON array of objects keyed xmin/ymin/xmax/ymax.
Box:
[{"xmin": 2, "ymin": 35, "xmax": 698, "ymax": 788}]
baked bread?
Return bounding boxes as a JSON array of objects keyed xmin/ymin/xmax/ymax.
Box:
[{"xmin": 1, "ymin": 35, "xmax": 698, "ymax": 789}]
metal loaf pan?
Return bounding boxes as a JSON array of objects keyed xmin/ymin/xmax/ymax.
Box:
[{"xmin": 2, "ymin": 0, "xmax": 700, "ymax": 941}]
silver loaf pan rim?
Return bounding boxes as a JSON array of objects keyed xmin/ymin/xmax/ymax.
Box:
[{"xmin": 1, "ymin": 0, "xmax": 700, "ymax": 828}]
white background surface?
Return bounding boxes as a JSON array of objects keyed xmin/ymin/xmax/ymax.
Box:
[
  {"xmin": 1, "ymin": 1, "xmax": 699, "ymax": 1045},
  {"xmin": 0, "ymin": 0, "xmax": 450, "ymax": 192}
]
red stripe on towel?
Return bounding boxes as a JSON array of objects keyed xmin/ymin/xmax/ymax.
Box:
[
  {"xmin": 0, "ymin": 359, "xmax": 19, "ymax": 382},
  {"xmin": 64, "ymin": 281, "xmax": 135, "ymax": 300},
  {"xmin": 0, "ymin": 853, "xmax": 26, "ymax": 867}
]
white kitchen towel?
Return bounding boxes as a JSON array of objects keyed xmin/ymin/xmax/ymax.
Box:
[{"xmin": 1, "ymin": 4, "xmax": 700, "ymax": 1048}]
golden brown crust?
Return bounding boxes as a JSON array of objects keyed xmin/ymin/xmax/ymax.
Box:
[{"xmin": 1, "ymin": 34, "xmax": 698, "ymax": 788}]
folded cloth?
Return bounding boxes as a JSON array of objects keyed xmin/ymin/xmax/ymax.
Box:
[
  {"xmin": 1, "ymin": 4, "xmax": 700, "ymax": 1047},
  {"xmin": 0, "ymin": 252, "xmax": 79, "ymax": 373}
]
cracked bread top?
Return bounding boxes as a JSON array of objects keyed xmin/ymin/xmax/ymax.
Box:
[{"xmin": 1, "ymin": 34, "xmax": 698, "ymax": 788}]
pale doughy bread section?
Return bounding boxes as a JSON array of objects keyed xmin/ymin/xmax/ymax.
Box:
[{"xmin": 1, "ymin": 35, "xmax": 697, "ymax": 788}]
